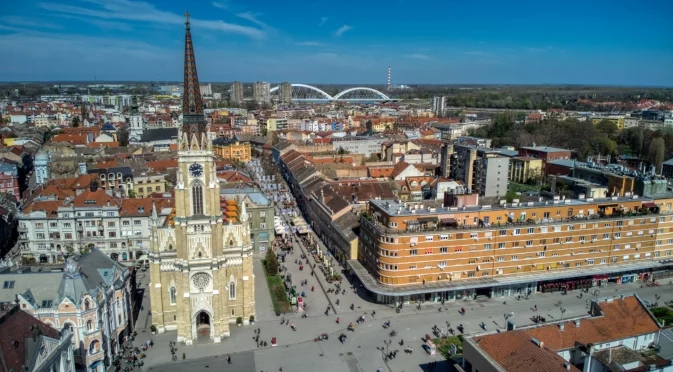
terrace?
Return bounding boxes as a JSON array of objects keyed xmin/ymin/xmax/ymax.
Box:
[{"xmin": 360, "ymin": 202, "xmax": 660, "ymax": 237}]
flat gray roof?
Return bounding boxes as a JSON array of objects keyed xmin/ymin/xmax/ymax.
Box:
[{"xmin": 520, "ymin": 146, "xmax": 571, "ymax": 153}]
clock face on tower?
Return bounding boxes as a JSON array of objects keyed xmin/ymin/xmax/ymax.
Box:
[{"xmin": 189, "ymin": 163, "xmax": 203, "ymax": 177}]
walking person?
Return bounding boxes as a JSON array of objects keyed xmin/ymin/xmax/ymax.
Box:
[
  {"xmin": 227, "ymin": 355, "xmax": 231, "ymax": 364},
  {"xmin": 534, "ymin": 304, "xmax": 537, "ymax": 311}
]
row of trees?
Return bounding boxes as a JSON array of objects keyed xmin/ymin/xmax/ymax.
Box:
[{"xmin": 469, "ymin": 114, "xmax": 673, "ymax": 171}]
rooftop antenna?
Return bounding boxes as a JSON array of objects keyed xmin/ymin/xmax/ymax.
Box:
[{"xmin": 387, "ymin": 66, "xmax": 391, "ymax": 92}]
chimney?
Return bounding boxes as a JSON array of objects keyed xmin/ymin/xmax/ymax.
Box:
[
  {"xmin": 574, "ymin": 320, "xmax": 580, "ymax": 328},
  {"xmin": 564, "ymin": 362, "xmax": 571, "ymax": 370},
  {"xmin": 559, "ymin": 323, "xmax": 565, "ymax": 331},
  {"xmin": 31, "ymin": 324, "xmax": 41, "ymax": 342}
]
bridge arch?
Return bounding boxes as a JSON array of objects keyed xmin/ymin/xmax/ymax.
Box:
[
  {"xmin": 270, "ymin": 83, "xmax": 333, "ymax": 100},
  {"xmin": 332, "ymin": 87, "xmax": 390, "ymax": 100}
]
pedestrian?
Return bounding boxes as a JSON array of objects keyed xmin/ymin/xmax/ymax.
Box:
[
  {"xmin": 534, "ymin": 304, "xmax": 537, "ymax": 311},
  {"xmin": 227, "ymin": 355, "xmax": 231, "ymax": 364}
]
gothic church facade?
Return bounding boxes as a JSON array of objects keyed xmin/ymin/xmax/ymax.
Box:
[{"xmin": 148, "ymin": 12, "xmax": 255, "ymax": 344}]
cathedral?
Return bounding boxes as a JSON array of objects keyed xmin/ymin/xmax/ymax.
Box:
[{"xmin": 148, "ymin": 12, "xmax": 255, "ymax": 344}]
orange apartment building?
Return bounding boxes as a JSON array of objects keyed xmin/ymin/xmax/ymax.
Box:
[{"xmin": 352, "ymin": 195, "xmax": 673, "ymax": 304}]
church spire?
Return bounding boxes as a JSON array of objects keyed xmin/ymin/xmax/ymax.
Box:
[{"xmin": 181, "ymin": 10, "xmax": 207, "ymax": 149}]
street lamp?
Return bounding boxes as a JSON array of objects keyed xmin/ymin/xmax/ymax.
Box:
[{"xmin": 384, "ymin": 339, "xmax": 392, "ymax": 354}]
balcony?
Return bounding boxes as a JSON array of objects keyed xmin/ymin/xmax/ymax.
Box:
[
  {"xmin": 18, "ymin": 226, "xmax": 27, "ymax": 232},
  {"xmin": 361, "ymin": 209, "xmax": 660, "ymax": 237}
]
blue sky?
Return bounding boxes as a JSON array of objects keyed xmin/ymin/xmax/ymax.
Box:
[{"xmin": 1, "ymin": 0, "xmax": 672, "ymax": 85}]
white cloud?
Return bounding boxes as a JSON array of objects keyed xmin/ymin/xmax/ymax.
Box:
[
  {"xmin": 525, "ymin": 46, "xmax": 552, "ymax": 53},
  {"xmin": 2, "ymin": 15, "xmax": 63, "ymax": 30},
  {"xmin": 38, "ymin": 0, "xmax": 267, "ymax": 39},
  {"xmin": 212, "ymin": 1, "xmax": 228, "ymax": 9},
  {"xmin": 236, "ymin": 12, "xmax": 271, "ymax": 30},
  {"xmin": 296, "ymin": 41, "xmax": 323, "ymax": 46},
  {"xmin": 334, "ymin": 25, "xmax": 352, "ymax": 37},
  {"xmin": 404, "ymin": 53, "xmax": 430, "ymax": 60},
  {"xmin": 319, "ymin": 17, "xmax": 327, "ymax": 26}
]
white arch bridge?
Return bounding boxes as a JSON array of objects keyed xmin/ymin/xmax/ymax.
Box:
[{"xmin": 269, "ymin": 83, "xmax": 391, "ymax": 102}]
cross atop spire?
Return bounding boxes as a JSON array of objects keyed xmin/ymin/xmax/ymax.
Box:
[{"xmin": 184, "ymin": 11, "xmax": 190, "ymax": 29}]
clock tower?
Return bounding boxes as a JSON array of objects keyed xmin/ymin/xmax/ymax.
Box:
[{"xmin": 148, "ymin": 11, "xmax": 255, "ymax": 344}]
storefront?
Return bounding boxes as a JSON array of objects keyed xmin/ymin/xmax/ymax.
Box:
[
  {"xmin": 621, "ymin": 273, "xmax": 637, "ymax": 284},
  {"xmin": 538, "ymin": 277, "xmax": 592, "ymax": 293},
  {"xmin": 492, "ymin": 283, "xmax": 537, "ymax": 298},
  {"xmin": 592, "ymin": 274, "xmax": 609, "ymax": 287}
]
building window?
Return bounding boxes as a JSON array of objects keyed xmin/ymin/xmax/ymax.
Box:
[
  {"xmin": 169, "ymin": 286, "xmax": 177, "ymax": 305},
  {"xmin": 192, "ymin": 182, "xmax": 204, "ymax": 215},
  {"xmin": 498, "ymin": 243, "xmax": 506, "ymax": 249},
  {"xmin": 229, "ymin": 282, "xmax": 236, "ymax": 300},
  {"xmin": 86, "ymin": 319, "xmax": 93, "ymax": 331},
  {"xmin": 410, "ymin": 249, "xmax": 418, "ymax": 256},
  {"xmin": 440, "ymin": 247, "xmax": 448, "ymax": 253},
  {"xmin": 89, "ymin": 340, "xmax": 100, "ymax": 355}
]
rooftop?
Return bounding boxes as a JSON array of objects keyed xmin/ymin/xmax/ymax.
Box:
[
  {"xmin": 468, "ymin": 295, "xmax": 661, "ymax": 372},
  {"xmin": 520, "ymin": 145, "xmax": 572, "ymax": 153}
]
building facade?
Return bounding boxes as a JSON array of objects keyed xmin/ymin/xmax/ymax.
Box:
[
  {"xmin": 214, "ymin": 141, "xmax": 252, "ymax": 163},
  {"xmin": 252, "ymin": 81, "xmax": 271, "ymax": 105},
  {"xmin": 17, "ymin": 186, "xmax": 169, "ymax": 264},
  {"xmin": 221, "ymin": 187, "xmax": 274, "ymax": 253},
  {"xmin": 0, "ymin": 307, "xmax": 76, "ymax": 372},
  {"xmin": 352, "ymin": 196, "xmax": 673, "ymax": 304},
  {"xmin": 432, "ymin": 96, "xmax": 446, "ymax": 117},
  {"xmin": 278, "ymin": 82, "xmax": 292, "ymax": 104},
  {"xmin": 3, "ymin": 250, "xmax": 133, "ymax": 372},
  {"xmin": 148, "ymin": 17, "xmax": 255, "ymax": 345},
  {"xmin": 509, "ymin": 156, "xmax": 542, "ymax": 184},
  {"xmin": 132, "ymin": 173, "xmax": 167, "ymax": 198},
  {"xmin": 331, "ymin": 137, "xmax": 385, "ymax": 157},
  {"xmin": 34, "ymin": 151, "xmax": 50, "ymax": 186},
  {"xmin": 229, "ymin": 81, "xmax": 244, "ymax": 105}
]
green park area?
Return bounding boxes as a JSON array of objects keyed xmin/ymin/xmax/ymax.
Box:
[
  {"xmin": 650, "ymin": 306, "xmax": 673, "ymax": 326},
  {"xmin": 434, "ymin": 335, "xmax": 464, "ymax": 359},
  {"xmin": 263, "ymin": 249, "xmax": 292, "ymax": 314}
]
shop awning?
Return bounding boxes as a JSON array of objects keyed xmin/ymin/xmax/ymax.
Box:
[
  {"xmin": 440, "ymin": 218, "xmax": 456, "ymax": 224},
  {"xmin": 418, "ymin": 217, "xmax": 438, "ymax": 224},
  {"xmin": 642, "ymin": 202, "xmax": 658, "ymax": 208}
]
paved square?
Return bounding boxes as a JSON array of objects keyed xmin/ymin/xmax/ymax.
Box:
[{"xmin": 147, "ymin": 351, "xmax": 255, "ymax": 372}]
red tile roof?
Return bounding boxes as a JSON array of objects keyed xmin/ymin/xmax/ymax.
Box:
[
  {"xmin": 474, "ymin": 330, "xmax": 581, "ymax": 372},
  {"xmin": 0, "ymin": 308, "xmax": 61, "ymax": 372},
  {"xmin": 523, "ymin": 296, "xmax": 659, "ymax": 351}
]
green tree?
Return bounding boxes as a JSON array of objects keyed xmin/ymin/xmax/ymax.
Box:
[
  {"xmin": 592, "ymin": 137, "xmax": 617, "ymax": 156},
  {"xmin": 72, "ymin": 116, "xmax": 80, "ymax": 127},
  {"xmin": 263, "ymin": 249, "xmax": 279, "ymax": 276},
  {"xmin": 648, "ymin": 137, "xmax": 666, "ymax": 174},
  {"xmin": 127, "ymin": 189, "xmax": 137, "ymax": 198},
  {"xmin": 118, "ymin": 126, "xmax": 130, "ymax": 146},
  {"xmin": 595, "ymin": 120, "xmax": 619, "ymax": 137}
]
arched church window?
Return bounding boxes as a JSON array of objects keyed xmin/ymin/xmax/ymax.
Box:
[
  {"xmin": 169, "ymin": 286, "xmax": 177, "ymax": 305},
  {"xmin": 229, "ymin": 239, "xmax": 234, "ymax": 247},
  {"xmin": 192, "ymin": 182, "xmax": 204, "ymax": 215},
  {"xmin": 229, "ymin": 281, "xmax": 236, "ymax": 300}
]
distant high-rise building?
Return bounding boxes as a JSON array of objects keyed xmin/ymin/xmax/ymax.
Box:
[
  {"xmin": 230, "ymin": 81, "xmax": 244, "ymax": 104},
  {"xmin": 253, "ymin": 81, "xmax": 271, "ymax": 104},
  {"xmin": 432, "ymin": 96, "xmax": 446, "ymax": 117},
  {"xmin": 200, "ymin": 83, "xmax": 212, "ymax": 96},
  {"xmin": 279, "ymin": 82, "xmax": 292, "ymax": 104}
]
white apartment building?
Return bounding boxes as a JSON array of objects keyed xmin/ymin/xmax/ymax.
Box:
[
  {"xmin": 18, "ymin": 186, "xmax": 170, "ymax": 264},
  {"xmin": 432, "ymin": 96, "xmax": 446, "ymax": 117},
  {"xmin": 332, "ymin": 136, "xmax": 385, "ymax": 157}
]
